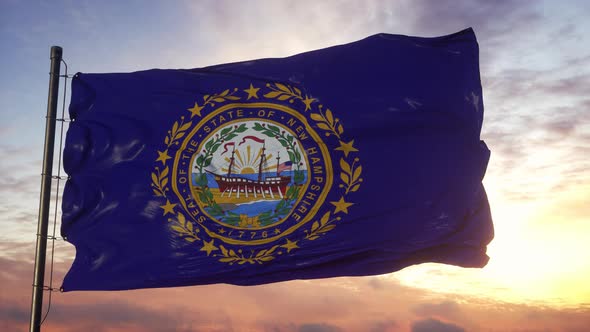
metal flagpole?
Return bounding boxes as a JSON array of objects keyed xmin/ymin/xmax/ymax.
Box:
[{"xmin": 29, "ymin": 46, "xmax": 63, "ymax": 332}]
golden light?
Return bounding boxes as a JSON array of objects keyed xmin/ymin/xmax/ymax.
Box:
[
  {"xmin": 393, "ymin": 181, "xmax": 590, "ymax": 307},
  {"xmin": 221, "ymin": 144, "xmax": 275, "ymax": 174}
]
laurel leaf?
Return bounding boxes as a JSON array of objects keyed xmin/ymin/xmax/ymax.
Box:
[
  {"xmin": 325, "ymin": 109, "xmax": 334, "ymax": 125},
  {"xmin": 318, "ymin": 224, "xmax": 336, "ymax": 233},
  {"xmin": 220, "ymin": 245, "xmax": 228, "ymax": 256},
  {"xmin": 151, "ymin": 172, "xmax": 159, "ymax": 185},
  {"xmin": 307, "ymin": 235, "xmax": 319, "ymax": 241},
  {"xmin": 277, "ymin": 94, "xmax": 291, "ymax": 101},
  {"xmin": 219, "ymin": 257, "xmax": 235, "ymax": 263},
  {"xmin": 310, "ymin": 113, "xmax": 324, "ymax": 122},
  {"xmin": 219, "ymin": 89, "xmax": 229, "ymax": 97},
  {"xmin": 340, "ymin": 158, "xmax": 351, "ymax": 175},
  {"xmin": 275, "ymin": 83, "xmax": 291, "ymax": 93},
  {"xmin": 175, "ymin": 132, "xmax": 185, "ymax": 140},
  {"xmin": 161, "ymin": 178, "xmax": 168, "ymax": 188},
  {"xmin": 256, "ymin": 249, "xmax": 267, "ymax": 258},
  {"xmin": 311, "ymin": 221, "xmax": 319, "ymax": 232},
  {"xmin": 212, "ymin": 97, "xmax": 225, "ymax": 102},
  {"xmin": 351, "ymin": 184, "xmax": 361, "ymax": 192},
  {"xmin": 177, "ymin": 212, "xmax": 186, "ymax": 226},
  {"xmin": 267, "ymin": 245, "xmax": 279, "ymax": 255},
  {"xmin": 340, "ymin": 172, "xmax": 350, "ymax": 184},
  {"xmin": 317, "ymin": 123, "xmax": 331, "ymax": 131},
  {"xmin": 203, "ymin": 95, "xmax": 210, "ymax": 101},
  {"xmin": 161, "ymin": 166, "xmax": 169, "ymax": 179},
  {"xmin": 186, "ymin": 221, "xmax": 193, "ymax": 232},
  {"xmin": 185, "ymin": 237, "xmax": 197, "ymax": 242},
  {"xmin": 353, "ymin": 166, "xmax": 362, "ymax": 182},
  {"xmin": 164, "ymin": 136, "xmax": 170, "ymax": 145},
  {"xmin": 264, "ymin": 91, "xmax": 283, "ymax": 98},
  {"xmin": 337, "ymin": 124, "xmax": 344, "ymax": 135},
  {"xmin": 320, "ymin": 211, "xmax": 331, "ymax": 226},
  {"xmin": 225, "ymin": 96, "xmax": 240, "ymax": 100},
  {"xmin": 152, "ymin": 189, "xmax": 162, "ymax": 196},
  {"xmin": 229, "ymin": 249, "xmax": 237, "ymax": 257},
  {"xmin": 204, "ymin": 156, "xmax": 213, "ymax": 167},
  {"xmin": 172, "ymin": 121, "xmax": 179, "ymax": 135},
  {"xmin": 171, "ymin": 226, "xmax": 185, "ymax": 233},
  {"xmin": 293, "ymin": 86, "xmax": 302, "ymax": 96},
  {"xmin": 259, "ymin": 256, "xmax": 274, "ymax": 262},
  {"xmin": 180, "ymin": 121, "xmax": 192, "ymax": 132}
]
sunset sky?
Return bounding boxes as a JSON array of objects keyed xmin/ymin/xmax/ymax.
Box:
[{"xmin": 1, "ymin": 1, "xmax": 590, "ymax": 331}]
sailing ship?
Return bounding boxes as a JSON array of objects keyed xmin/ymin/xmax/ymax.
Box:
[{"xmin": 206, "ymin": 143, "xmax": 292, "ymax": 200}]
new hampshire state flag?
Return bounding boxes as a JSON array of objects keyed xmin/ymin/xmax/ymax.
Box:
[{"xmin": 61, "ymin": 28, "xmax": 493, "ymax": 291}]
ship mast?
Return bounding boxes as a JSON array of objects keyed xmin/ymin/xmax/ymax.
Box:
[
  {"xmin": 276, "ymin": 151, "xmax": 281, "ymax": 176},
  {"xmin": 258, "ymin": 142, "xmax": 266, "ymax": 182},
  {"xmin": 227, "ymin": 145, "xmax": 235, "ymax": 177}
]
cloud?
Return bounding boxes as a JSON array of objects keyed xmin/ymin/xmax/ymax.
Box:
[
  {"xmin": 368, "ymin": 320, "xmax": 398, "ymax": 332},
  {"xmin": 46, "ymin": 301, "xmax": 188, "ymax": 332},
  {"xmin": 2, "ymin": 255, "xmax": 590, "ymax": 332},
  {"xmin": 299, "ymin": 323, "xmax": 342, "ymax": 332},
  {"xmin": 411, "ymin": 318, "xmax": 465, "ymax": 332},
  {"xmin": 408, "ymin": 0, "xmax": 540, "ymax": 36},
  {"xmin": 412, "ymin": 301, "xmax": 462, "ymax": 320}
]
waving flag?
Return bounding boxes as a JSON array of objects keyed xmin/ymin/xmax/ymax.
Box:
[
  {"xmin": 277, "ymin": 161, "xmax": 293, "ymax": 175},
  {"xmin": 61, "ymin": 28, "xmax": 493, "ymax": 291}
]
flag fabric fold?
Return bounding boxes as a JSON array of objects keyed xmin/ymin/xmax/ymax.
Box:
[{"xmin": 61, "ymin": 28, "xmax": 493, "ymax": 291}]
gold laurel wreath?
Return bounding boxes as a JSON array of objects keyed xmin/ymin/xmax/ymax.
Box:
[
  {"xmin": 310, "ymin": 105, "xmax": 343, "ymax": 139},
  {"xmin": 305, "ymin": 211, "xmax": 340, "ymax": 240},
  {"xmin": 152, "ymin": 83, "xmax": 362, "ymax": 265},
  {"xmin": 169, "ymin": 212, "xmax": 200, "ymax": 243},
  {"xmin": 218, "ymin": 244, "xmax": 280, "ymax": 265},
  {"xmin": 264, "ymin": 83, "xmax": 316, "ymax": 111},
  {"xmin": 264, "ymin": 83, "xmax": 303, "ymax": 102},
  {"xmin": 151, "ymin": 166, "xmax": 169, "ymax": 197},
  {"xmin": 188, "ymin": 89, "xmax": 240, "ymax": 118},
  {"xmin": 165, "ymin": 116, "xmax": 192, "ymax": 146},
  {"xmin": 339, "ymin": 158, "xmax": 362, "ymax": 194}
]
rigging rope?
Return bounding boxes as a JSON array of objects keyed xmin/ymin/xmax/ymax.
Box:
[{"xmin": 40, "ymin": 58, "xmax": 69, "ymax": 325}]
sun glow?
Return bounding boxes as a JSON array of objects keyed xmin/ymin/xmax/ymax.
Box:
[
  {"xmin": 240, "ymin": 167, "xmax": 256, "ymax": 174},
  {"xmin": 221, "ymin": 145, "xmax": 275, "ymax": 174},
  {"xmin": 394, "ymin": 183, "xmax": 590, "ymax": 307}
]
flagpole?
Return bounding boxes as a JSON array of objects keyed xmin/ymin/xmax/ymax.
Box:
[{"xmin": 29, "ymin": 46, "xmax": 62, "ymax": 332}]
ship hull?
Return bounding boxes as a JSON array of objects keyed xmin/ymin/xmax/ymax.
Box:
[{"xmin": 210, "ymin": 172, "xmax": 291, "ymax": 200}]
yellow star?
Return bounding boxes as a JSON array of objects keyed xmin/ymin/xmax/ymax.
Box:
[
  {"xmin": 188, "ymin": 102, "xmax": 204, "ymax": 118},
  {"xmin": 156, "ymin": 149, "xmax": 172, "ymax": 165},
  {"xmin": 200, "ymin": 239, "xmax": 218, "ymax": 256},
  {"xmin": 330, "ymin": 196, "xmax": 354, "ymax": 214},
  {"xmin": 274, "ymin": 228, "xmax": 281, "ymax": 235},
  {"xmin": 160, "ymin": 199, "xmax": 177, "ymax": 216},
  {"xmin": 335, "ymin": 140, "xmax": 358, "ymax": 157},
  {"xmin": 281, "ymin": 239, "xmax": 299, "ymax": 253},
  {"xmin": 302, "ymin": 95, "xmax": 315, "ymax": 111},
  {"xmin": 218, "ymin": 228, "xmax": 226, "ymax": 234},
  {"xmin": 244, "ymin": 84, "xmax": 260, "ymax": 100}
]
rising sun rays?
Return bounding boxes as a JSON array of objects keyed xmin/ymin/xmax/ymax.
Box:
[{"xmin": 221, "ymin": 144, "xmax": 276, "ymax": 174}]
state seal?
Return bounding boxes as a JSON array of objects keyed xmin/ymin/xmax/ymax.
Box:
[{"xmin": 152, "ymin": 83, "xmax": 363, "ymax": 264}]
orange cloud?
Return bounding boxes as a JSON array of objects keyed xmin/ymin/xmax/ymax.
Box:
[{"xmin": 2, "ymin": 257, "xmax": 589, "ymax": 332}]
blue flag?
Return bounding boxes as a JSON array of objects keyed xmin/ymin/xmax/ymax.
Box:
[{"xmin": 61, "ymin": 28, "xmax": 493, "ymax": 291}]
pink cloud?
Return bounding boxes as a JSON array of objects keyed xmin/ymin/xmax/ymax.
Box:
[{"xmin": 2, "ymin": 257, "xmax": 589, "ymax": 332}]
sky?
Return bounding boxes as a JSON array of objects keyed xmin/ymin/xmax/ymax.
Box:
[{"xmin": 1, "ymin": 0, "xmax": 590, "ymax": 331}]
